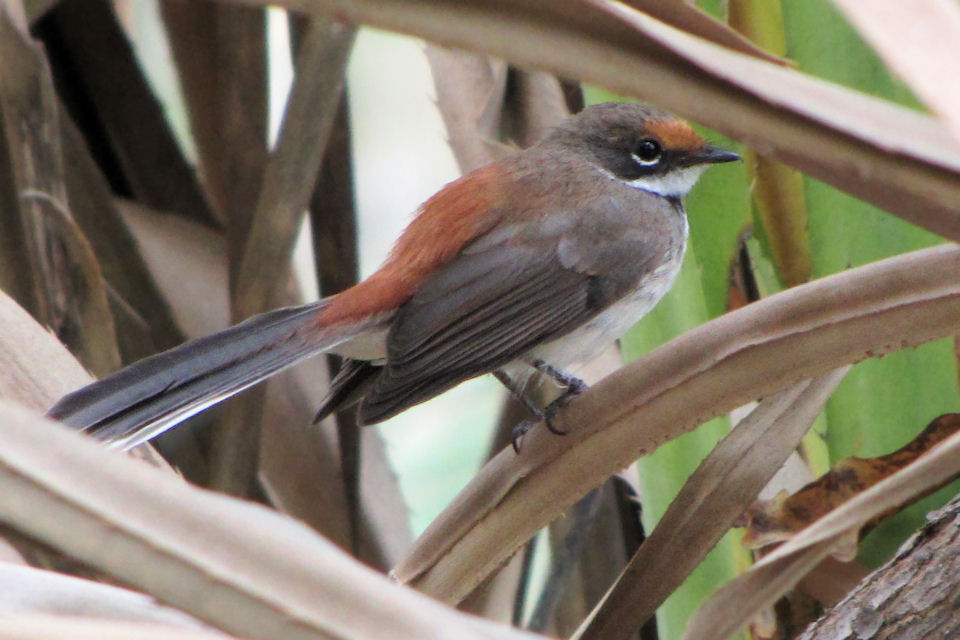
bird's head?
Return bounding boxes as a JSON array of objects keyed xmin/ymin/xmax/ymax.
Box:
[{"xmin": 547, "ymin": 102, "xmax": 740, "ymax": 197}]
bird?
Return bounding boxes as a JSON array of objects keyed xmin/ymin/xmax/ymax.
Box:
[{"xmin": 47, "ymin": 102, "xmax": 739, "ymax": 451}]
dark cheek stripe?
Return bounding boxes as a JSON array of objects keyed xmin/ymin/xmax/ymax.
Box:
[{"xmin": 600, "ymin": 153, "xmax": 680, "ymax": 182}]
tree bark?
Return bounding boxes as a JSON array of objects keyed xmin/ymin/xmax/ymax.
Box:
[{"xmin": 798, "ymin": 497, "xmax": 960, "ymax": 639}]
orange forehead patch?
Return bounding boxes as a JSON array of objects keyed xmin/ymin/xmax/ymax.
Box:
[{"xmin": 645, "ymin": 118, "xmax": 704, "ymax": 150}]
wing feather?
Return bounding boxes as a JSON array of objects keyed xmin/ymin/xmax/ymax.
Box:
[
  {"xmin": 357, "ymin": 191, "xmax": 679, "ymax": 425},
  {"xmin": 358, "ymin": 244, "xmax": 595, "ymax": 423}
]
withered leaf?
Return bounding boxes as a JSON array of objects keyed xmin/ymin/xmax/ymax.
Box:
[{"xmin": 739, "ymin": 413, "xmax": 960, "ymax": 559}]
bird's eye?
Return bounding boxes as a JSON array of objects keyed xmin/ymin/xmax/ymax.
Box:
[{"xmin": 632, "ymin": 138, "xmax": 662, "ymax": 165}]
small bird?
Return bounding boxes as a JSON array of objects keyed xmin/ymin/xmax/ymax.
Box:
[{"xmin": 47, "ymin": 102, "xmax": 738, "ymax": 451}]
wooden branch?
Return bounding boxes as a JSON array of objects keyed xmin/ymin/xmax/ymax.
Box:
[{"xmin": 798, "ymin": 498, "xmax": 960, "ymax": 639}]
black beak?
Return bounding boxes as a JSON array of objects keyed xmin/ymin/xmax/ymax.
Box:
[{"xmin": 693, "ymin": 145, "xmax": 741, "ymax": 165}]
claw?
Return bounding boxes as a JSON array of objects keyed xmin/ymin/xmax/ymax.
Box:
[
  {"xmin": 544, "ymin": 417, "xmax": 567, "ymax": 436},
  {"xmin": 512, "ymin": 420, "xmax": 534, "ymax": 452}
]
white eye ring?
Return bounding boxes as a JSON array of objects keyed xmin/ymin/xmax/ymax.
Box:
[{"xmin": 632, "ymin": 139, "xmax": 662, "ymax": 166}]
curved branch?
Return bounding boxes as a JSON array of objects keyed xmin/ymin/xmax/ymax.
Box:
[
  {"xmin": 798, "ymin": 499, "xmax": 960, "ymax": 640},
  {"xmin": 395, "ymin": 244, "xmax": 960, "ymax": 602}
]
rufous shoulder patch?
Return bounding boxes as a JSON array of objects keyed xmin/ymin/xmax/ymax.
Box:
[{"xmin": 317, "ymin": 164, "xmax": 506, "ymax": 326}]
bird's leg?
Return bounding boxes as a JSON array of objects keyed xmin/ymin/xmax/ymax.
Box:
[
  {"xmin": 493, "ymin": 370, "xmax": 544, "ymax": 419},
  {"xmin": 531, "ymin": 359, "xmax": 589, "ymax": 397},
  {"xmin": 493, "ymin": 362, "xmax": 590, "ymax": 452},
  {"xmin": 493, "ymin": 371, "xmax": 545, "ymax": 452},
  {"xmin": 530, "ymin": 359, "xmax": 589, "ymax": 430}
]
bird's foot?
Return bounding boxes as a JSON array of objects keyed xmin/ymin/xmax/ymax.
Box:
[
  {"xmin": 530, "ymin": 359, "xmax": 589, "ymax": 395},
  {"xmin": 511, "ymin": 419, "xmax": 536, "ymax": 453},
  {"xmin": 510, "ymin": 362, "xmax": 589, "ymax": 452}
]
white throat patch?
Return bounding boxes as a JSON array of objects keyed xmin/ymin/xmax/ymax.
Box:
[{"xmin": 625, "ymin": 165, "xmax": 708, "ymax": 197}]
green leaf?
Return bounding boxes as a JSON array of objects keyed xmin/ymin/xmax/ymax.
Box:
[
  {"xmin": 781, "ymin": 0, "xmax": 922, "ymax": 109},
  {"xmin": 781, "ymin": 0, "xmax": 960, "ymax": 566},
  {"xmin": 684, "ymin": 132, "xmax": 751, "ymax": 317}
]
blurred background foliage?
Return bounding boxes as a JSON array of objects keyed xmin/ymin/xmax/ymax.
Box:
[{"xmin": 1, "ymin": 0, "xmax": 958, "ymax": 639}]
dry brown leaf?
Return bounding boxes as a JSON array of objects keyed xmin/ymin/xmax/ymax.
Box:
[
  {"xmin": 18, "ymin": 193, "xmax": 121, "ymax": 376},
  {"xmin": 44, "ymin": 0, "xmax": 219, "ymax": 228},
  {"xmin": 161, "ymin": 2, "xmax": 267, "ymax": 232},
  {"xmin": 22, "ymin": 0, "xmax": 53, "ymax": 23},
  {"xmin": 680, "ymin": 537, "xmax": 844, "ymax": 640},
  {"xmin": 394, "ymin": 244, "xmax": 960, "ymax": 603},
  {"xmin": 215, "ymin": 17, "xmax": 354, "ymax": 494},
  {"xmin": 186, "ymin": 5, "xmax": 270, "ymax": 496},
  {"xmin": 221, "ymin": 13, "xmax": 357, "ymax": 505},
  {"xmin": 739, "ymin": 414, "xmax": 960, "ymax": 556},
  {"xmin": 425, "ymin": 46, "xmax": 509, "ymax": 173},
  {"xmin": 305, "ymin": 92, "xmax": 358, "ymax": 298},
  {"xmin": 0, "ymin": 7, "xmax": 120, "ymax": 376},
  {"xmin": 576, "ymin": 370, "xmax": 848, "ymax": 640},
  {"xmin": 58, "ymin": 117, "xmax": 186, "ymax": 359},
  {"xmin": 0, "ymin": 401, "xmax": 545, "ymax": 640},
  {"xmin": 0, "ymin": 615, "xmax": 237, "ymax": 640},
  {"xmin": 207, "ymin": 15, "xmax": 355, "ymax": 497},
  {"xmin": 0, "ymin": 285, "xmax": 93, "ymax": 567},
  {"xmin": 426, "ymin": 47, "xmax": 568, "ymax": 173},
  {"xmin": 292, "ymin": 78, "xmax": 365, "ymax": 557},
  {"xmin": 354, "ymin": 428, "xmax": 413, "ymax": 568},
  {"xmin": 157, "ymin": 0, "xmax": 227, "ymax": 228},
  {"xmin": 832, "ymin": 0, "xmax": 960, "ymax": 145},
  {"xmin": 5, "ymin": 0, "xmax": 27, "ymax": 27},
  {"xmin": 0, "ymin": 2, "xmax": 58, "ymax": 314},
  {"xmin": 119, "ymin": 201, "xmax": 411, "ymax": 567},
  {"xmin": 0, "ymin": 564, "xmax": 208, "ymax": 628},
  {"xmin": 501, "ymin": 69, "xmax": 570, "ymax": 149},
  {"xmin": 0, "ymin": 252, "xmax": 173, "ymax": 483},
  {"xmin": 223, "ymin": 0, "xmax": 960, "ymax": 242},
  {"xmin": 683, "ymin": 412, "xmax": 960, "ymax": 640},
  {"xmin": 533, "ymin": 480, "xmax": 634, "ymax": 636},
  {"xmin": 0, "ymin": 285, "xmax": 172, "ymax": 568},
  {"xmin": 459, "ymin": 552, "xmax": 528, "ymax": 623},
  {"xmin": 0, "ymin": 289, "xmax": 91, "ymax": 411},
  {"xmin": 232, "ymin": 18, "xmax": 355, "ymax": 313},
  {"xmin": 621, "ymin": 0, "xmax": 789, "ymax": 65},
  {"xmin": 116, "ymin": 201, "xmax": 230, "ymax": 338}
]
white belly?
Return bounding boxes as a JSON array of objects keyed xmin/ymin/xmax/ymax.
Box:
[{"xmin": 500, "ymin": 240, "xmax": 685, "ymax": 384}]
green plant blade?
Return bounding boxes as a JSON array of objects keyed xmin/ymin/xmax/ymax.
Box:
[{"xmin": 782, "ymin": 0, "xmax": 960, "ymax": 566}]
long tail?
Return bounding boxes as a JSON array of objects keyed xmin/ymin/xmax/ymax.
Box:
[{"xmin": 47, "ymin": 301, "xmax": 367, "ymax": 450}]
